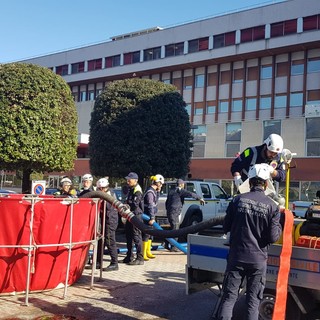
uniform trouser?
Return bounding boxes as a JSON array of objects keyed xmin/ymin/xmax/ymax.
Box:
[
  {"xmin": 97, "ymin": 225, "xmax": 118, "ymax": 265},
  {"xmin": 215, "ymin": 262, "xmax": 266, "ymax": 320},
  {"xmin": 125, "ymin": 214, "xmax": 143, "ymax": 261},
  {"xmin": 166, "ymin": 212, "xmax": 180, "ymax": 247},
  {"xmin": 142, "ymin": 214, "xmax": 153, "ymax": 242}
]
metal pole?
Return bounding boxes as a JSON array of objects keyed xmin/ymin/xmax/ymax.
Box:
[{"xmin": 63, "ymin": 199, "xmax": 75, "ymax": 299}]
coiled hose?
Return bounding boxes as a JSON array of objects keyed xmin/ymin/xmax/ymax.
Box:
[{"xmin": 81, "ymin": 191, "xmax": 225, "ymax": 238}]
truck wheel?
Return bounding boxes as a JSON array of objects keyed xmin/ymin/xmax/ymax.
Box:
[
  {"xmin": 258, "ymin": 289, "xmax": 302, "ymax": 320},
  {"xmin": 189, "ymin": 215, "xmax": 201, "ymax": 226},
  {"xmin": 179, "ymin": 215, "xmax": 202, "ymax": 242}
]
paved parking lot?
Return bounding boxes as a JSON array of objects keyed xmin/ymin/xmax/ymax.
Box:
[{"xmin": 0, "ymin": 233, "xmax": 219, "ymax": 320}]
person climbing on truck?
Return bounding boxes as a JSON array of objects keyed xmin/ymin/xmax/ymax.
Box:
[
  {"xmin": 231, "ymin": 133, "xmax": 286, "ymax": 192},
  {"xmin": 214, "ymin": 163, "xmax": 282, "ymax": 320}
]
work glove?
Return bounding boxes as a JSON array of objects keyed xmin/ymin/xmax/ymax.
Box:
[
  {"xmin": 199, "ymin": 198, "xmax": 206, "ymax": 206},
  {"xmin": 234, "ymin": 175, "xmax": 243, "ymax": 188}
]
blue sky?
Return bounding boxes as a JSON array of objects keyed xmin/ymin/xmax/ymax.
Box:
[{"xmin": 0, "ymin": 0, "xmax": 285, "ymax": 63}]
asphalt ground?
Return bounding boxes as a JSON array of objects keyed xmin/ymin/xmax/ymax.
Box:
[{"xmin": 0, "ymin": 230, "xmax": 219, "ymax": 320}]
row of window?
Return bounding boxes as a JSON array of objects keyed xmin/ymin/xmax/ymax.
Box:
[
  {"xmin": 218, "ymin": 117, "xmax": 320, "ymax": 157},
  {"xmin": 189, "ymin": 91, "xmax": 320, "ymax": 116},
  {"xmin": 54, "ymin": 14, "xmax": 320, "ymax": 76}
]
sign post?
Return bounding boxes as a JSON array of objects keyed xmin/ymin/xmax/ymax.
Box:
[{"xmin": 31, "ymin": 180, "xmax": 46, "ymax": 195}]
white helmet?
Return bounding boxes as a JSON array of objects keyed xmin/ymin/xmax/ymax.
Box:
[
  {"xmin": 248, "ymin": 164, "xmax": 270, "ymax": 181},
  {"xmin": 60, "ymin": 177, "xmax": 72, "ymax": 186},
  {"xmin": 264, "ymin": 134, "xmax": 283, "ymax": 153},
  {"xmin": 82, "ymin": 173, "xmax": 93, "ymax": 182},
  {"xmin": 96, "ymin": 178, "xmax": 109, "ymax": 188},
  {"xmin": 152, "ymin": 174, "xmax": 165, "ymax": 184}
]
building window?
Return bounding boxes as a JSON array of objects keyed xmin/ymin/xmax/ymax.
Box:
[
  {"xmin": 72, "ymin": 92, "xmax": 78, "ymax": 102},
  {"xmin": 307, "ymin": 57, "xmax": 320, "ymax": 73},
  {"xmin": 275, "ymin": 94, "xmax": 287, "ymax": 108},
  {"xmin": 226, "ymin": 123, "xmax": 241, "ymax": 157},
  {"xmin": 195, "ymin": 74, "xmax": 205, "ymax": 88},
  {"xmin": 271, "ymin": 19, "xmax": 297, "ymax": 37},
  {"xmin": 219, "ymin": 100, "xmax": 229, "ymax": 113},
  {"xmin": 165, "ymin": 42, "xmax": 184, "ymax": 57},
  {"xmin": 247, "ymin": 66, "xmax": 258, "ymax": 81},
  {"xmin": 124, "ymin": 51, "xmax": 140, "ymax": 65},
  {"xmin": 232, "ymin": 99, "xmax": 242, "ymax": 112},
  {"xmin": 88, "ymin": 58, "xmax": 102, "ymax": 71},
  {"xmin": 88, "ymin": 91, "xmax": 95, "ymax": 101},
  {"xmin": 207, "ymin": 72, "xmax": 218, "ymax": 86},
  {"xmin": 96, "ymin": 89, "xmax": 102, "ymax": 97},
  {"xmin": 240, "ymin": 25, "xmax": 265, "ymax": 43},
  {"xmin": 188, "ymin": 37, "xmax": 209, "ymax": 53},
  {"xmin": 220, "ymin": 70, "xmax": 231, "ymax": 84},
  {"xmin": 291, "ymin": 59, "xmax": 304, "ymax": 75},
  {"xmin": 290, "ymin": 92, "xmax": 303, "ymax": 107},
  {"xmin": 105, "ymin": 55, "xmax": 121, "ymax": 68},
  {"xmin": 261, "ymin": 65, "xmax": 272, "ymax": 79},
  {"xmin": 307, "ymin": 90, "xmax": 320, "ymax": 105},
  {"xmin": 71, "ymin": 62, "xmax": 85, "ymax": 74},
  {"xmin": 206, "ymin": 104, "xmax": 216, "ymax": 114},
  {"xmin": 233, "ymin": 68, "xmax": 244, "ymax": 83},
  {"xmin": 276, "ymin": 62, "xmax": 288, "ymax": 77},
  {"xmin": 194, "ymin": 107, "xmax": 203, "ymax": 115},
  {"xmin": 260, "ymin": 95, "xmax": 272, "ymax": 109},
  {"xmin": 56, "ymin": 64, "xmax": 68, "ymax": 76},
  {"xmin": 213, "ymin": 31, "xmax": 236, "ymax": 49},
  {"xmin": 184, "ymin": 76, "xmax": 193, "ymax": 90},
  {"xmin": 162, "ymin": 79, "xmax": 171, "ymax": 84},
  {"xmin": 306, "ymin": 118, "xmax": 320, "ymax": 156},
  {"xmin": 193, "ymin": 125, "xmax": 206, "ymax": 136},
  {"xmin": 144, "ymin": 47, "xmax": 161, "ymax": 61},
  {"xmin": 246, "ymin": 97, "xmax": 257, "ymax": 111},
  {"xmin": 80, "ymin": 91, "xmax": 87, "ymax": 102},
  {"xmin": 303, "ymin": 14, "xmax": 320, "ymax": 31},
  {"xmin": 263, "ymin": 120, "xmax": 281, "ymax": 140},
  {"xmin": 185, "ymin": 104, "xmax": 191, "ymax": 115}
]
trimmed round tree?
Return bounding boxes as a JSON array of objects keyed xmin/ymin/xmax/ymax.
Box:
[
  {"xmin": 0, "ymin": 63, "xmax": 78, "ymax": 192},
  {"xmin": 89, "ymin": 78, "xmax": 192, "ymax": 181}
]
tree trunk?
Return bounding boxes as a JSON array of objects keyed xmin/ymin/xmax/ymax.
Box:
[{"xmin": 22, "ymin": 169, "xmax": 32, "ymax": 194}]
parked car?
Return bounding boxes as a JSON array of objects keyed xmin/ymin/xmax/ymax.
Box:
[
  {"xmin": 0, "ymin": 189, "xmax": 17, "ymax": 194},
  {"xmin": 45, "ymin": 188, "xmax": 59, "ymax": 195}
]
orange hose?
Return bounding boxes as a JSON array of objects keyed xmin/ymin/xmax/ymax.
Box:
[{"xmin": 272, "ymin": 209, "xmax": 294, "ymax": 320}]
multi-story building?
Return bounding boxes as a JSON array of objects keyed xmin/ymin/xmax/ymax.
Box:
[{"xmin": 22, "ymin": 0, "xmax": 320, "ymax": 199}]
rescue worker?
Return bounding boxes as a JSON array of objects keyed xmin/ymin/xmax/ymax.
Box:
[
  {"xmin": 122, "ymin": 172, "xmax": 144, "ymax": 265},
  {"xmin": 96, "ymin": 177, "xmax": 119, "ymax": 271},
  {"xmin": 165, "ymin": 179, "xmax": 205, "ymax": 251},
  {"xmin": 214, "ymin": 164, "xmax": 282, "ymax": 320},
  {"xmin": 231, "ymin": 133, "xmax": 285, "ymax": 191},
  {"xmin": 143, "ymin": 174, "xmax": 164, "ymax": 261},
  {"xmin": 79, "ymin": 173, "xmax": 94, "ymax": 196},
  {"xmin": 54, "ymin": 177, "xmax": 77, "ymax": 197}
]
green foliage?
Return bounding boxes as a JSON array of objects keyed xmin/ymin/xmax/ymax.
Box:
[
  {"xmin": 89, "ymin": 78, "xmax": 192, "ymax": 180},
  {"xmin": 0, "ymin": 63, "xmax": 78, "ymax": 173}
]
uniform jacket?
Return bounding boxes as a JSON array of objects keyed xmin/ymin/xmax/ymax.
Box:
[
  {"xmin": 224, "ymin": 186, "xmax": 282, "ymax": 266},
  {"xmin": 165, "ymin": 187, "xmax": 201, "ymax": 216},
  {"xmin": 100, "ymin": 188, "xmax": 119, "ymax": 230},
  {"xmin": 126, "ymin": 184, "xmax": 144, "ymax": 215},
  {"xmin": 231, "ymin": 144, "xmax": 286, "ymax": 182},
  {"xmin": 144, "ymin": 186, "xmax": 159, "ymax": 220}
]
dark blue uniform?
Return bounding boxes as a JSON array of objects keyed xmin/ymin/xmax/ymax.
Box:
[
  {"xmin": 231, "ymin": 144, "xmax": 285, "ymax": 182},
  {"xmin": 216, "ymin": 186, "xmax": 281, "ymax": 320},
  {"xmin": 143, "ymin": 186, "xmax": 159, "ymax": 241},
  {"xmin": 97, "ymin": 189, "xmax": 119, "ymax": 267},
  {"xmin": 165, "ymin": 187, "xmax": 201, "ymax": 229},
  {"xmin": 124, "ymin": 184, "xmax": 144, "ymax": 262}
]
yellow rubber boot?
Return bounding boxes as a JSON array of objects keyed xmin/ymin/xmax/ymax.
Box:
[
  {"xmin": 143, "ymin": 241, "xmax": 149, "ymax": 261},
  {"xmin": 146, "ymin": 240, "xmax": 156, "ymax": 259}
]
